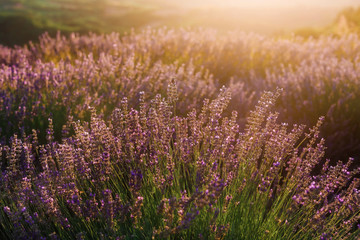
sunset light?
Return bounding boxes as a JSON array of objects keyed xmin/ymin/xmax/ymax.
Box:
[
  {"xmin": 1, "ymin": 0, "xmax": 360, "ymax": 239},
  {"xmin": 173, "ymin": 0, "xmax": 358, "ymax": 8}
]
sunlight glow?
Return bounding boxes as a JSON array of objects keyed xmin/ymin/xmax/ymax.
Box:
[{"xmin": 176, "ymin": 0, "xmax": 359, "ymax": 8}]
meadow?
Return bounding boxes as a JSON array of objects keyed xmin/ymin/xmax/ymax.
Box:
[
  {"xmin": 1, "ymin": 0, "xmax": 360, "ymax": 239},
  {"xmin": 0, "ymin": 27, "xmax": 360, "ymax": 239}
]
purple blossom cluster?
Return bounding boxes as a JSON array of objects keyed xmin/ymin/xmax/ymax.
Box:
[
  {"xmin": 1, "ymin": 29, "xmax": 360, "ymax": 164},
  {"xmin": 0, "ymin": 28, "xmax": 360, "ymax": 238},
  {"xmin": 0, "ymin": 85, "xmax": 359, "ymax": 239}
]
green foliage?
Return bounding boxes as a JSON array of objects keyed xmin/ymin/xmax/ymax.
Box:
[{"xmin": 0, "ymin": 0, "xmax": 160, "ymax": 46}]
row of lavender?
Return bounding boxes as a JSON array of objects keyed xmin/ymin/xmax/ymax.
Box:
[
  {"xmin": 1, "ymin": 86, "xmax": 359, "ymax": 239},
  {"xmin": 0, "ymin": 28, "xmax": 360, "ymax": 238},
  {"xmin": 1, "ymin": 29, "xmax": 360, "ymax": 163}
]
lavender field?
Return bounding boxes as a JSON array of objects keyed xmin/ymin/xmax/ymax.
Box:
[{"xmin": 1, "ymin": 29, "xmax": 360, "ymax": 239}]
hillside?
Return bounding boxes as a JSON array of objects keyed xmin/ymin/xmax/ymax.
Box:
[{"xmin": 0, "ymin": 0, "xmax": 357, "ymax": 46}]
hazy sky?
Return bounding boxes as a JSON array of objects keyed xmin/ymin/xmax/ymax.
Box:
[{"xmin": 174, "ymin": 0, "xmax": 359, "ymax": 8}]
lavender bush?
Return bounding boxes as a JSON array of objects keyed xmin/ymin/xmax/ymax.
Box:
[
  {"xmin": 1, "ymin": 29, "xmax": 360, "ymax": 163},
  {"xmin": 0, "ymin": 87, "xmax": 359, "ymax": 239},
  {"xmin": 1, "ymin": 28, "xmax": 360, "ymax": 239}
]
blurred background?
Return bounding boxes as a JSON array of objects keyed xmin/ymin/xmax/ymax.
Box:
[{"xmin": 1, "ymin": 0, "xmax": 360, "ymax": 46}]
